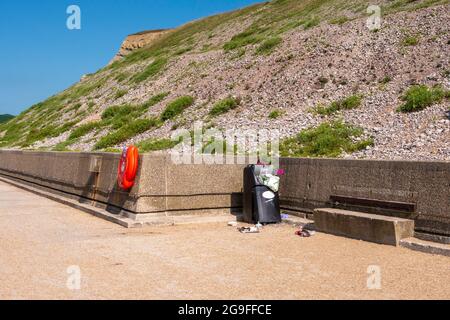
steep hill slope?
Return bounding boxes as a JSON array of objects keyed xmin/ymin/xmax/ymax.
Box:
[{"xmin": 0, "ymin": 0, "xmax": 449, "ymax": 160}]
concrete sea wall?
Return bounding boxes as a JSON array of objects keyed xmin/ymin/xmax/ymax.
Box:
[
  {"xmin": 0, "ymin": 150, "xmax": 246, "ymax": 217},
  {"xmin": 0, "ymin": 150, "xmax": 448, "ymax": 236},
  {"xmin": 279, "ymin": 158, "xmax": 450, "ymax": 237}
]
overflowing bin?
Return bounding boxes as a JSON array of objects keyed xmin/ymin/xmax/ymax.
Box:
[{"xmin": 242, "ymin": 164, "xmax": 281, "ymax": 224}]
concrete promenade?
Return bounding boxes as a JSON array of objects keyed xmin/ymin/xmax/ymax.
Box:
[
  {"xmin": 1, "ymin": 150, "xmax": 449, "ymax": 237},
  {"xmin": 0, "ymin": 180, "xmax": 449, "ymax": 300}
]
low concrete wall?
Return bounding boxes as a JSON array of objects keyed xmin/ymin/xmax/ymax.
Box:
[
  {"xmin": 279, "ymin": 158, "xmax": 450, "ymax": 237},
  {"xmin": 0, "ymin": 150, "xmax": 246, "ymax": 216},
  {"xmin": 0, "ymin": 150, "xmax": 448, "ymax": 236}
]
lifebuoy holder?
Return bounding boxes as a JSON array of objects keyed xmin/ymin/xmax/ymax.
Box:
[{"xmin": 117, "ymin": 146, "xmax": 139, "ymax": 190}]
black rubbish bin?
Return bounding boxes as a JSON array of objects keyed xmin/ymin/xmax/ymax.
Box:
[{"xmin": 242, "ymin": 164, "xmax": 281, "ymax": 224}]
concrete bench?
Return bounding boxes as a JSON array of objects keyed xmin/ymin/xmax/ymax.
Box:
[{"xmin": 313, "ymin": 208, "xmax": 414, "ymax": 246}]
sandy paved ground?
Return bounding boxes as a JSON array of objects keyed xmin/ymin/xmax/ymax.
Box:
[{"xmin": 0, "ymin": 180, "xmax": 449, "ymax": 300}]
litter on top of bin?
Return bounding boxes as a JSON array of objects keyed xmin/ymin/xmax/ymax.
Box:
[{"xmin": 254, "ymin": 164, "xmax": 283, "ymax": 192}]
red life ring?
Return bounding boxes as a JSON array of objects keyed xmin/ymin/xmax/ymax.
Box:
[{"xmin": 117, "ymin": 146, "xmax": 139, "ymax": 190}]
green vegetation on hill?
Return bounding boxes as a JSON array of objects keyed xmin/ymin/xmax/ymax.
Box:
[
  {"xmin": 402, "ymin": 35, "xmax": 419, "ymax": 46},
  {"xmin": 312, "ymin": 95, "xmax": 363, "ymax": 116},
  {"xmin": 0, "ymin": 114, "xmax": 14, "ymax": 124},
  {"xmin": 223, "ymin": 26, "xmax": 266, "ymax": 52},
  {"xmin": 136, "ymin": 137, "xmax": 180, "ymax": 153},
  {"xmin": 256, "ymin": 36, "xmax": 282, "ymax": 55},
  {"xmin": 329, "ymin": 16, "xmax": 349, "ymax": 25},
  {"xmin": 268, "ymin": 109, "xmax": 283, "ymax": 119},
  {"xmin": 114, "ymin": 89, "xmax": 128, "ymax": 99},
  {"xmin": 160, "ymin": 96, "xmax": 194, "ymax": 121},
  {"xmin": 209, "ymin": 97, "xmax": 240, "ymax": 117},
  {"xmin": 102, "ymin": 92, "xmax": 168, "ymax": 124},
  {"xmin": 69, "ymin": 122, "xmax": 102, "ymax": 140},
  {"xmin": 280, "ymin": 121, "xmax": 373, "ymax": 157},
  {"xmin": 397, "ymin": 85, "xmax": 448, "ymax": 112},
  {"xmin": 94, "ymin": 118, "xmax": 159, "ymax": 150},
  {"xmin": 131, "ymin": 57, "xmax": 168, "ymax": 83},
  {"xmin": 53, "ymin": 92, "xmax": 170, "ymax": 151},
  {"xmin": 22, "ymin": 121, "xmax": 78, "ymax": 148}
]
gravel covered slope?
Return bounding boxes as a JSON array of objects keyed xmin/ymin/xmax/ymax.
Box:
[{"xmin": 1, "ymin": 0, "xmax": 449, "ymax": 160}]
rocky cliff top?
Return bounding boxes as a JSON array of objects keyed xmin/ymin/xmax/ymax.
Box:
[{"xmin": 110, "ymin": 29, "xmax": 171, "ymax": 63}]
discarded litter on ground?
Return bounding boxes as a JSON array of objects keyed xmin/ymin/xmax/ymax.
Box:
[
  {"xmin": 238, "ymin": 226, "xmax": 260, "ymax": 234},
  {"xmin": 295, "ymin": 226, "xmax": 315, "ymax": 237}
]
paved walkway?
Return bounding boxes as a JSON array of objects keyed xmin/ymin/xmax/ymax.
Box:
[{"xmin": 0, "ymin": 180, "xmax": 449, "ymax": 300}]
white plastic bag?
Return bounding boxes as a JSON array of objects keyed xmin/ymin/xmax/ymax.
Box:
[{"xmin": 260, "ymin": 173, "xmax": 280, "ymax": 192}]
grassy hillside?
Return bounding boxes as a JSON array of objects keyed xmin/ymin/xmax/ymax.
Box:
[
  {"xmin": 0, "ymin": 114, "xmax": 14, "ymax": 124},
  {"xmin": 0, "ymin": 0, "xmax": 448, "ymax": 159}
]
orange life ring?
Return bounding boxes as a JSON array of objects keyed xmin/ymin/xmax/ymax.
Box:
[{"xmin": 117, "ymin": 146, "xmax": 139, "ymax": 190}]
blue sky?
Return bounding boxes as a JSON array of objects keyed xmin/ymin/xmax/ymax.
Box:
[{"xmin": 0, "ymin": 0, "xmax": 262, "ymax": 115}]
